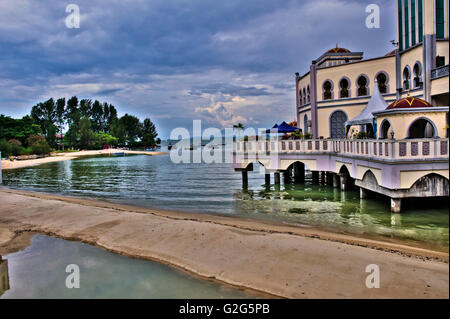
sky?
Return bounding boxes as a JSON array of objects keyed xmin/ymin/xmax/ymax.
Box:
[{"xmin": 0, "ymin": 0, "xmax": 396, "ymax": 138}]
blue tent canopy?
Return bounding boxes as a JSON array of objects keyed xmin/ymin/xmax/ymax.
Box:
[{"xmin": 266, "ymin": 121, "xmax": 299, "ymax": 133}]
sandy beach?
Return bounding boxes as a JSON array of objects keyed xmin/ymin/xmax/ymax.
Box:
[
  {"xmin": 0, "ymin": 149, "xmax": 167, "ymax": 170},
  {"xmin": 0, "ymin": 188, "xmax": 448, "ymax": 299}
]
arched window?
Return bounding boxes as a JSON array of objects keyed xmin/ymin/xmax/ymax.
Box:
[
  {"xmin": 329, "ymin": 110, "xmax": 348, "ymax": 138},
  {"xmin": 304, "ymin": 114, "xmax": 308, "ymax": 134},
  {"xmin": 379, "ymin": 120, "xmax": 392, "ymax": 139},
  {"xmin": 403, "ymin": 66, "xmax": 411, "ymax": 90},
  {"xmin": 408, "ymin": 118, "xmax": 436, "ymax": 138},
  {"xmin": 299, "ymin": 90, "xmax": 303, "ymax": 105},
  {"xmin": 303, "ymin": 88, "xmax": 307, "ymax": 104},
  {"xmin": 376, "ymin": 72, "xmax": 388, "ymax": 94},
  {"xmin": 357, "ymin": 75, "xmax": 369, "ymax": 96},
  {"xmin": 307, "ymin": 85, "xmax": 310, "ymax": 103},
  {"xmin": 323, "ymin": 81, "xmax": 333, "ymax": 100},
  {"xmin": 339, "ymin": 78, "xmax": 350, "ymax": 98},
  {"xmin": 413, "ymin": 62, "xmax": 422, "ymax": 88}
]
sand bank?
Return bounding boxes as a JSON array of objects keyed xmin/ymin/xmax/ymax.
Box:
[
  {"xmin": 0, "ymin": 149, "xmax": 167, "ymax": 170},
  {"xmin": 0, "ymin": 188, "xmax": 448, "ymax": 298}
]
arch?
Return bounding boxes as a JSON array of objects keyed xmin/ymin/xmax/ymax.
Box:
[
  {"xmin": 338, "ymin": 76, "xmax": 351, "ymax": 98},
  {"xmin": 303, "ymin": 114, "xmax": 309, "ymax": 134},
  {"xmin": 405, "ymin": 173, "xmax": 449, "ymax": 196},
  {"xmin": 403, "ymin": 65, "xmax": 411, "ymax": 90},
  {"xmin": 375, "ymin": 71, "xmax": 390, "ymax": 94},
  {"xmin": 303, "ymin": 87, "xmax": 307, "ymax": 104},
  {"xmin": 299, "ymin": 90, "xmax": 303, "ymax": 105},
  {"xmin": 307, "ymin": 85, "xmax": 310, "ymax": 103},
  {"xmin": 322, "ymin": 79, "xmax": 334, "ymax": 100},
  {"xmin": 329, "ymin": 110, "xmax": 348, "ymax": 138},
  {"xmin": 413, "ymin": 61, "xmax": 423, "ymax": 88},
  {"xmin": 338, "ymin": 164, "xmax": 351, "ymax": 176},
  {"xmin": 356, "ymin": 74, "xmax": 370, "ymax": 96},
  {"xmin": 240, "ymin": 159, "xmax": 271, "ymax": 170},
  {"xmin": 407, "ymin": 117, "xmax": 438, "ymax": 138},
  {"xmin": 379, "ymin": 119, "xmax": 392, "ymax": 139},
  {"xmin": 362, "ymin": 169, "xmax": 380, "ymax": 186}
]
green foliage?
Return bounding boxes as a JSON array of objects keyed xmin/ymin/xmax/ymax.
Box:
[
  {"xmin": 26, "ymin": 135, "xmax": 51, "ymax": 155},
  {"xmin": 0, "ymin": 115, "xmax": 42, "ymax": 143},
  {"xmin": 354, "ymin": 131, "xmax": 368, "ymax": 139},
  {"xmin": 96, "ymin": 132, "xmax": 118, "ymax": 148},
  {"xmin": 1, "ymin": 95, "xmax": 158, "ymax": 153},
  {"xmin": 291, "ymin": 130, "xmax": 303, "ymax": 139},
  {"xmin": 78, "ymin": 117, "xmax": 96, "ymax": 149}
]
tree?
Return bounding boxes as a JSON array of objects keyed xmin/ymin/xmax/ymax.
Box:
[
  {"xmin": 78, "ymin": 117, "xmax": 96, "ymax": 149},
  {"xmin": 66, "ymin": 96, "xmax": 79, "ymax": 127},
  {"xmin": 26, "ymin": 135, "xmax": 51, "ymax": 155},
  {"xmin": 30, "ymin": 98, "xmax": 57, "ymax": 147},
  {"xmin": 96, "ymin": 132, "xmax": 118, "ymax": 148},
  {"xmin": 91, "ymin": 100, "xmax": 103, "ymax": 133},
  {"xmin": 119, "ymin": 114, "xmax": 142, "ymax": 146},
  {"xmin": 55, "ymin": 98, "xmax": 66, "ymax": 140},
  {"xmin": 141, "ymin": 118, "xmax": 158, "ymax": 147},
  {"xmin": 0, "ymin": 115, "xmax": 41, "ymax": 143},
  {"xmin": 110, "ymin": 118, "xmax": 126, "ymax": 146},
  {"xmin": 79, "ymin": 99, "xmax": 92, "ymax": 118}
]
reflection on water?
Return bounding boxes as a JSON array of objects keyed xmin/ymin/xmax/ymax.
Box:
[
  {"xmin": 0, "ymin": 256, "xmax": 9, "ymax": 296},
  {"xmin": 2, "ymin": 154, "xmax": 448, "ymax": 249},
  {"xmin": 0, "ymin": 235, "xmax": 255, "ymax": 299}
]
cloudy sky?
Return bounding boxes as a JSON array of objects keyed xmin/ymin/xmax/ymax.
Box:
[{"xmin": 0, "ymin": 0, "xmax": 396, "ymax": 138}]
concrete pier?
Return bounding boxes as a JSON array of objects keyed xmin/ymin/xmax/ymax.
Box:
[
  {"xmin": 274, "ymin": 172, "xmax": 281, "ymax": 185},
  {"xmin": 340, "ymin": 175, "xmax": 348, "ymax": 191},
  {"xmin": 265, "ymin": 173, "xmax": 271, "ymax": 185},
  {"xmin": 312, "ymin": 171, "xmax": 319, "ymax": 184},
  {"xmin": 332, "ymin": 174, "xmax": 339, "ymax": 188},
  {"xmin": 391, "ymin": 198, "xmax": 402, "ymax": 213},
  {"xmin": 360, "ymin": 188, "xmax": 368, "ymax": 199},
  {"xmin": 293, "ymin": 162, "xmax": 305, "ymax": 183},
  {"xmin": 242, "ymin": 170, "xmax": 248, "ymax": 188}
]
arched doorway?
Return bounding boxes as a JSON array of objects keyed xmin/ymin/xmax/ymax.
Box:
[
  {"xmin": 330, "ymin": 110, "xmax": 347, "ymax": 138},
  {"xmin": 380, "ymin": 120, "xmax": 391, "ymax": 139},
  {"xmin": 408, "ymin": 118, "xmax": 436, "ymax": 138}
]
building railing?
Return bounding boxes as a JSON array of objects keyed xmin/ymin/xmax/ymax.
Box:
[
  {"xmin": 431, "ymin": 65, "xmax": 449, "ymax": 80},
  {"xmin": 234, "ymin": 138, "xmax": 449, "ymax": 161}
]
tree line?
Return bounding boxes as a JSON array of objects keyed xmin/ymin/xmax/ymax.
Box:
[{"xmin": 0, "ymin": 96, "xmax": 160, "ymax": 157}]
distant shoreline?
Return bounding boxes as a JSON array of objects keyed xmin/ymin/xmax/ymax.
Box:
[
  {"xmin": 1, "ymin": 149, "xmax": 168, "ymax": 170},
  {"xmin": 0, "ymin": 188, "xmax": 448, "ymax": 298}
]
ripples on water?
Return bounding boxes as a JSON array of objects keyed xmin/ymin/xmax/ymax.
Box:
[{"xmin": 2, "ymin": 153, "xmax": 448, "ymax": 250}]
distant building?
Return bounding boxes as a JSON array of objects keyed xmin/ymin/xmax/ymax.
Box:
[{"xmin": 295, "ymin": 0, "xmax": 449, "ymax": 139}]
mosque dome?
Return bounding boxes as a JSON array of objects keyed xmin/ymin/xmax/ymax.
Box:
[
  {"xmin": 386, "ymin": 96, "xmax": 433, "ymax": 110},
  {"xmin": 325, "ymin": 47, "xmax": 351, "ymax": 54}
]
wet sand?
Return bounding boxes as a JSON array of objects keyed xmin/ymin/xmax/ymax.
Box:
[
  {"xmin": 0, "ymin": 149, "xmax": 167, "ymax": 170},
  {"xmin": 0, "ymin": 188, "xmax": 448, "ymax": 298}
]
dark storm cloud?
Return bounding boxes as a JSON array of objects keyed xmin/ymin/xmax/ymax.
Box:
[{"xmin": 0, "ymin": 0, "xmax": 396, "ymax": 137}]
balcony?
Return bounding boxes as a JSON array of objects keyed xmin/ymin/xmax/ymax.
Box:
[
  {"xmin": 431, "ymin": 65, "xmax": 449, "ymax": 80},
  {"xmin": 234, "ymin": 138, "xmax": 449, "ymax": 162}
]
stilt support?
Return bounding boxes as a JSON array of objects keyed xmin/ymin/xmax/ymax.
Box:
[
  {"xmin": 391, "ymin": 198, "xmax": 402, "ymax": 213},
  {"xmin": 242, "ymin": 170, "xmax": 248, "ymax": 188},
  {"xmin": 274, "ymin": 172, "xmax": 281, "ymax": 185}
]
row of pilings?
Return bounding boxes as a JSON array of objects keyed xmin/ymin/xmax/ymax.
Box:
[{"xmin": 240, "ymin": 162, "xmax": 402, "ymax": 213}]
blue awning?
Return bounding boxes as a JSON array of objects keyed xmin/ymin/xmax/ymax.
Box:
[{"xmin": 266, "ymin": 121, "xmax": 299, "ymax": 133}]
